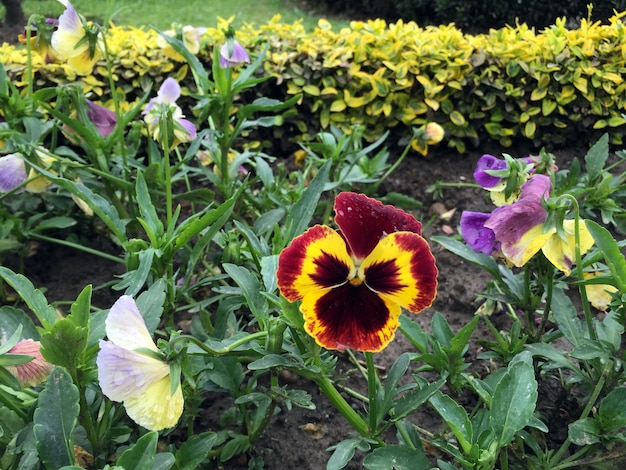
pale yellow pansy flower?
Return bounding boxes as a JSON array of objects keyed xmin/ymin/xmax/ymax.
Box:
[{"xmin": 97, "ymin": 296, "xmax": 183, "ymax": 431}]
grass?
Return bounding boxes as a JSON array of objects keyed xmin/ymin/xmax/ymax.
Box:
[{"xmin": 14, "ymin": 0, "xmax": 347, "ymax": 31}]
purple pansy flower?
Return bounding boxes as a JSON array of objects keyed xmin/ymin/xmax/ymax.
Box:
[
  {"xmin": 143, "ymin": 78, "xmax": 196, "ymax": 146},
  {"xmin": 474, "ymin": 154, "xmax": 508, "ymax": 188},
  {"xmin": 484, "ymin": 174, "xmax": 552, "ymax": 248},
  {"xmin": 0, "ymin": 154, "xmax": 27, "ymax": 193},
  {"xmin": 460, "ymin": 211, "xmax": 501, "ymax": 255},
  {"xmin": 219, "ymin": 36, "xmax": 250, "ymax": 68},
  {"xmin": 86, "ymin": 100, "xmax": 116, "ymax": 137}
]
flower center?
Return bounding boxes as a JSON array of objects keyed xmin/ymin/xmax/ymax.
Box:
[{"xmin": 349, "ymin": 277, "xmax": 363, "ymax": 286}]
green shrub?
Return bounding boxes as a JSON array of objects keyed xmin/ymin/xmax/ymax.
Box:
[{"xmin": 2, "ymin": 14, "xmax": 626, "ymax": 154}]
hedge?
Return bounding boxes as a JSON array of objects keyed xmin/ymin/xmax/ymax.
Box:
[{"xmin": 2, "ymin": 13, "xmax": 626, "ymax": 154}]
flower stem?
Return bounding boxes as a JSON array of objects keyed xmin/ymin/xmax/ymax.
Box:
[
  {"xmin": 314, "ymin": 372, "xmax": 371, "ymax": 438},
  {"xmin": 365, "ymin": 352, "xmax": 379, "ymax": 434},
  {"xmin": 28, "ymin": 233, "xmax": 124, "ymax": 264},
  {"xmin": 173, "ymin": 331, "xmax": 267, "ymax": 356}
]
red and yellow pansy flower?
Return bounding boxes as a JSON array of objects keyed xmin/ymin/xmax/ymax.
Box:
[{"xmin": 277, "ymin": 192, "xmax": 438, "ymax": 352}]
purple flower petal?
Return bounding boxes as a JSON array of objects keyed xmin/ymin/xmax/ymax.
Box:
[
  {"xmin": 484, "ymin": 174, "xmax": 552, "ymax": 246},
  {"xmin": 176, "ymin": 118, "xmax": 197, "ymax": 140},
  {"xmin": 460, "ymin": 211, "xmax": 500, "ymax": 254},
  {"xmin": 157, "ymin": 77, "xmax": 181, "ymax": 104},
  {"xmin": 474, "ymin": 154, "xmax": 508, "ymax": 188},
  {"xmin": 97, "ymin": 340, "xmax": 169, "ymax": 402},
  {"xmin": 86, "ymin": 100, "xmax": 116, "ymax": 137},
  {"xmin": 0, "ymin": 154, "xmax": 27, "ymax": 192},
  {"xmin": 219, "ymin": 39, "xmax": 250, "ymax": 68},
  {"xmin": 56, "ymin": 1, "xmax": 81, "ymax": 36}
]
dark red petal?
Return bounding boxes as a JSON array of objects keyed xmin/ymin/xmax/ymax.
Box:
[
  {"xmin": 304, "ymin": 283, "xmax": 399, "ymax": 352},
  {"xmin": 334, "ymin": 192, "xmax": 422, "ymax": 259}
]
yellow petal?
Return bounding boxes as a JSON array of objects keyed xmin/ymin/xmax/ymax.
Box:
[
  {"xmin": 277, "ymin": 225, "xmax": 355, "ymax": 302},
  {"xmin": 503, "ymin": 224, "xmax": 553, "ymax": 268},
  {"xmin": 584, "ymin": 271, "xmax": 618, "ymax": 311},
  {"xmin": 124, "ymin": 375, "xmax": 183, "ymax": 431},
  {"xmin": 361, "ymin": 231, "xmax": 438, "ymax": 313},
  {"xmin": 542, "ymin": 219, "xmax": 595, "ymax": 275}
]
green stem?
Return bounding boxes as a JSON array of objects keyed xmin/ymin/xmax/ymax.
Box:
[
  {"xmin": 377, "ymin": 138, "xmax": 413, "ymax": 185},
  {"xmin": 574, "ymin": 213, "xmax": 596, "ymax": 341},
  {"xmin": 172, "ymin": 331, "xmax": 267, "ymax": 356},
  {"xmin": 365, "ymin": 352, "xmax": 379, "ymax": 434},
  {"xmin": 314, "ymin": 373, "xmax": 371, "ymax": 438},
  {"xmin": 25, "ymin": 20, "xmax": 34, "ymax": 99},
  {"xmin": 79, "ymin": 388, "xmax": 99, "ymax": 456},
  {"xmin": 537, "ymin": 270, "xmax": 554, "ymax": 337},
  {"xmin": 28, "ymin": 233, "xmax": 124, "ymax": 264},
  {"xmin": 100, "ymin": 25, "xmax": 128, "ymax": 172},
  {"xmin": 219, "ymin": 69, "xmax": 234, "ymax": 196}
]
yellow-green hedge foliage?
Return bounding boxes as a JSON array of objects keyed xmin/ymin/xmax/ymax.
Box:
[{"xmin": 2, "ymin": 14, "xmax": 626, "ymax": 153}]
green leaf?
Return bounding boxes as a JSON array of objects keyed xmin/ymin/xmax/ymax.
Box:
[
  {"xmin": 176, "ymin": 185, "xmax": 242, "ymax": 251},
  {"xmin": 430, "ymin": 392, "xmax": 473, "ymax": 454},
  {"xmin": 206, "ymin": 357, "xmax": 244, "ymax": 394},
  {"xmin": 40, "ymin": 319, "xmax": 88, "ymax": 374},
  {"xmin": 33, "ymin": 367, "xmax": 79, "ymax": 469},
  {"xmin": 551, "ymin": 287, "xmax": 583, "ymax": 347},
  {"xmin": 584, "ymin": 133, "xmax": 609, "ymax": 181},
  {"xmin": 32, "ymin": 216, "xmax": 77, "ymax": 231},
  {"xmin": 219, "ymin": 434, "xmax": 250, "ymax": 463},
  {"xmin": 53, "ymin": 178, "xmax": 128, "ymax": 242},
  {"xmin": 399, "ymin": 314, "xmax": 428, "ymax": 354},
  {"xmin": 379, "ymin": 353, "xmax": 410, "ymax": 420},
  {"xmin": 568, "ymin": 417, "xmax": 601, "ymax": 446},
  {"xmin": 116, "ymin": 431, "xmax": 158, "ymax": 470},
  {"xmin": 586, "ymin": 220, "xmax": 626, "ymax": 291},
  {"xmin": 260, "ymin": 255, "xmax": 279, "ymax": 293},
  {"xmin": 136, "ymin": 171, "xmax": 163, "ymax": 239},
  {"xmin": 525, "ymin": 343, "xmax": 580, "ymax": 373},
  {"xmin": 449, "ymin": 314, "xmax": 479, "ymax": 353},
  {"xmin": 0, "ymin": 267, "xmax": 58, "ymax": 329},
  {"xmin": 327, "ymin": 438, "xmax": 370, "ymax": 470},
  {"xmin": 247, "ymin": 353, "xmax": 320, "ymax": 375},
  {"xmin": 431, "ymin": 236, "xmax": 502, "ymax": 282},
  {"xmin": 69, "ymin": 285, "xmax": 92, "ymax": 329},
  {"xmin": 392, "ymin": 378, "xmax": 445, "ymax": 421},
  {"xmin": 363, "ymin": 445, "xmax": 431, "ymax": 470},
  {"xmin": 490, "ymin": 352, "xmax": 538, "ymax": 446},
  {"xmin": 283, "ymin": 159, "xmax": 331, "ymax": 244},
  {"xmin": 136, "ymin": 279, "xmax": 166, "ymax": 335},
  {"xmin": 175, "ymin": 432, "xmax": 217, "ymax": 470},
  {"xmin": 222, "ymin": 263, "xmax": 268, "ymax": 323},
  {"xmin": 598, "ymin": 387, "xmax": 626, "ymax": 432},
  {"xmin": 0, "ymin": 306, "xmax": 40, "ymax": 340},
  {"xmin": 253, "ymin": 208, "xmax": 285, "ymax": 235}
]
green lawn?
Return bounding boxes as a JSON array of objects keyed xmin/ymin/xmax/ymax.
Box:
[{"xmin": 17, "ymin": 0, "xmax": 346, "ymax": 31}]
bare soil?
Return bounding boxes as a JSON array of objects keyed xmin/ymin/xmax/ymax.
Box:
[{"xmin": 5, "ymin": 141, "xmax": 592, "ymax": 469}]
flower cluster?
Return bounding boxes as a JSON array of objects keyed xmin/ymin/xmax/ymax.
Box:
[
  {"xmin": 461, "ymin": 154, "xmax": 594, "ymax": 275},
  {"xmin": 277, "ymin": 192, "xmax": 438, "ymax": 352}
]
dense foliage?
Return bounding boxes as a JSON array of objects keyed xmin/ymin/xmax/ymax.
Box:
[{"xmin": 2, "ymin": 14, "xmax": 626, "ymax": 155}]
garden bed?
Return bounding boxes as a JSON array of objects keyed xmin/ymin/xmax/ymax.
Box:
[{"xmin": 6, "ymin": 142, "xmax": 601, "ymax": 468}]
